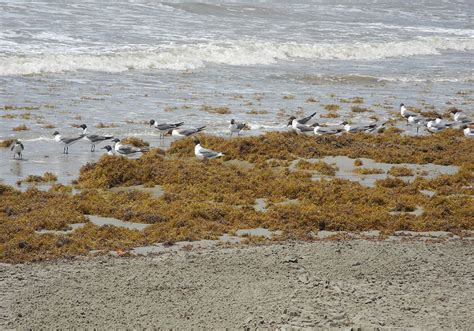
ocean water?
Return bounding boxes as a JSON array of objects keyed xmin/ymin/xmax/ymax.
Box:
[{"xmin": 0, "ymin": 0, "xmax": 473, "ymax": 185}]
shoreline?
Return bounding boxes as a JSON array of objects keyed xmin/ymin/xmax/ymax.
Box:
[{"xmin": 2, "ymin": 239, "xmax": 473, "ymax": 329}]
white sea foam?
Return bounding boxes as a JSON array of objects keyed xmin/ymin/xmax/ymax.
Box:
[{"xmin": 1, "ymin": 37, "xmax": 473, "ymax": 76}]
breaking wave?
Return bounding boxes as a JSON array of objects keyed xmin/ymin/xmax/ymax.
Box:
[{"xmin": 1, "ymin": 37, "xmax": 473, "ymax": 76}]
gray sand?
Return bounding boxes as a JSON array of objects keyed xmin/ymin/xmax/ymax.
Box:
[{"xmin": 1, "ymin": 240, "xmax": 473, "ymax": 329}]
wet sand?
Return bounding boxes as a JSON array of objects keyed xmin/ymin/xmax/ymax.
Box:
[{"xmin": 1, "ymin": 240, "xmax": 473, "ymax": 329}]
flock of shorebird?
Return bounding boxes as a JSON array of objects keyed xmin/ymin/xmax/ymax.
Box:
[{"xmin": 8, "ymin": 104, "xmax": 474, "ymax": 160}]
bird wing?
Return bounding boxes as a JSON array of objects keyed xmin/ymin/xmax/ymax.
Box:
[
  {"xmin": 156, "ymin": 123, "xmax": 175, "ymax": 131},
  {"xmin": 298, "ymin": 112, "xmax": 317, "ymax": 124},
  {"xmin": 61, "ymin": 135, "xmax": 84, "ymax": 144},
  {"xmin": 179, "ymin": 128, "xmax": 197, "ymax": 136},
  {"xmin": 199, "ymin": 148, "xmax": 221, "ymax": 158},
  {"xmin": 117, "ymin": 144, "xmax": 140, "ymax": 154},
  {"xmin": 296, "ymin": 123, "xmax": 314, "ymax": 132},
  {"xmin": 236, "ymin": 123, "xmax": 246, "ymax": 130},
  {"xmin": 87, "ymin": 134, "xmax": 112, "ymax": 142}
]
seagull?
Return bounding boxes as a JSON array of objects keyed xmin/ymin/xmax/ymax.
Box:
[
  {"xmin": 450, "ymin": 110, "xmax": 471, "ymax": 124},
  {"xmin": 434, "ymin": 117, "xmax": 454, "ymax": 127},
  {"xmin": 194, "ymin": 139, "xmax": 224, "ymax": 160},
  {"xmin": 229, "ymin": 119, "xmax": 248, "ymax": 137},
  {"xmin": 53, "ymin": 131, "xmax": 85, "ymax": 154},
  {"xmin": 295, "ymin": 112, "xmax": 317, "ymax": 125},
  {"xmin": 288, "ymin": 116, "xmax": 315, "ymax": 134},
  {"xmin": 111, "ymin": 138, "xmax": 148, "ymax": 156},
  {"xmin": 341, "ymin": 121, "xmax": 385, "ymax": 133},
  {"xmin": 426, "ymin": 120, "xmax": 451, "ymax": 133},
  {"xmin": 79, "ymin": 124, "xmax": 114, "ymax": 152},
  {"xmin": 407, "ymin": 115, "xmax": 425, "ymax": 134},
  {"xmin": 312, "ymin": 123, "xmax": 344, "ymax": 135},
  {"xmin": 101, "ymin": 145, "xmax": 116, "ymax": 155},
  {"xmin": 11, "ymin": 140, "xmax": 24, "ymax": 159},
  {"xmin": 170, "ymin": 126, "xmax": 206, "ymax": 137},
  {"xmin": 400, "ymin": 103, "xmax": 417, "ymax": 124},
  {"xmin": 149, "ymin": 120, "xmax": 184, "ymax": 139},
  {"xmin": 463, "ymin": 126, "xmax": 474, "ymax": 138}
]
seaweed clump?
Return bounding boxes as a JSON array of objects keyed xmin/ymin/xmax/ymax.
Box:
[
  {"xmin": 0, "ymin": 139, "xmax": 15, "ymax": 148},
  {"xmin": 121, "ymin": 137, "xmax": 150, "ymax": 148},
  {"xmin": 20, "ymin": 172, "xmax": 58, "ymax": 184},
  {"xmin": 297, "ymin": 160, "xmax": 338, "ymax": 176},
  {"xmin": 388, "ymin": 167, "xmax": 414, "ymax": 177},
  {"xmin": 12, "ymin": 124, "xmax": 29, "ymax": 131}
]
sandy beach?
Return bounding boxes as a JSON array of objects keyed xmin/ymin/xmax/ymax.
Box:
[{"xmin": 2, "ymin": 239, "xmax": 473, "ymax": 329}]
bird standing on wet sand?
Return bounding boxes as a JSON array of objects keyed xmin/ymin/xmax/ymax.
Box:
[
  {"xmin": 194, "ymin": 139, "xmax": 224, "ymax": 160},
  {"xmin": 229, "ymin": 119, "xmax": 248, "ymax": 137},
  {"xmin": 11, "ymin": 140, "xmax": 24, "ymax": 159},
  {"xmin": 53, "ymin": 131, "xmax": 85, "ymax": 154},
  {"xmin": 400, "ymin": 103, "xmax": 417, "ymax": 124},
  {"xmin": 111, "ymin": 138, "xmax": 148, "ymax": 156},
  {"xmin": 288, "ymin": 114, "xmax": 316, "ymax": 134},
  {"xmin": 79, "ymin": 124, "xmax": 114, "ymax": 152},
  {"xmin": 407, "ymin": 115, "xmax": 425, "ymax": 134},
  {"xmin": 149, "ymin": 120, "xmax": 184, "ymax": 139}
]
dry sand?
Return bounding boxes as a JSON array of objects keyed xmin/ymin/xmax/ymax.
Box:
[{"xmin": 1, "ymin": 240, "xmax": 473, "ymax": 329}]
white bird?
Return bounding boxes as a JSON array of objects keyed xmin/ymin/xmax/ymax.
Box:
[
  {"xmin": 194, "ymin": 139, "xmax": 224, "ymax": 160},
  {"xmin": 341, "ymin": 121, "xmax": 385, "ymax": 133},
  {"xmin": 312, "ymin": 123, "xmax": 344, "ymax": 135},
  {"xmin": 407, "ymin": 115, "xmax": 425, "ymax": 134},
  {"xmin": 400, "ymin": 103, "xmax": 417, "ymax": 124},
  {"xmin": 11, "ymin": 140, "xmax": 24, "ymax": 159},
  {"xmin": 101, "ymin": 145, "xmax": 116, "ymax": 155},
  {"xmin": 79, "ymin": 124, "xmax": 114, "ymax": 152},
  {"xmin": 171, "ymin": 126, "xmax": 206, "ymax": 137},
  {"xmin": 149, "ymin": 120, "xmax": 184, "ymax": 139},
  {"xmin": 463, "ymin": 126, "xmax": 474, "ymax": 138},
  {"xmin": 288, "ymin": 116, "xmax": 315, "ymax": 134},
  {"xmin": 450, "ymin": 110, "xmax": 471, "ymax": 124},
  {"xmin": 229, "ymin": 119, "xmax": 248, "ymax": 137},
  {"xmin": 111, "ymin": 138, "xmax": 148, "ymax": 156},
  {"xmin": 53, "ymin": 131, "xmax": 85, "ymax": 154}
]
